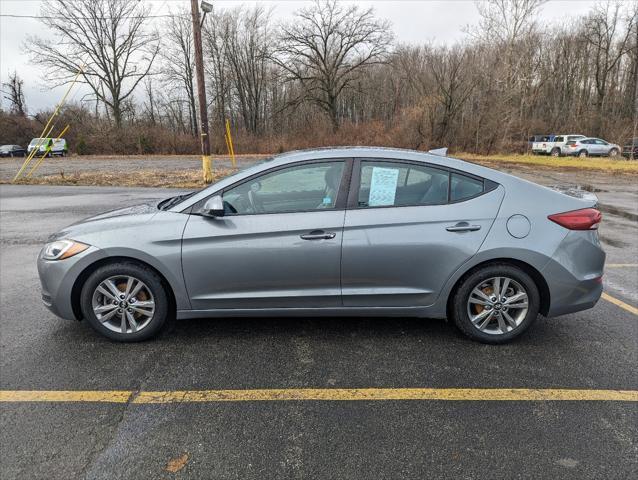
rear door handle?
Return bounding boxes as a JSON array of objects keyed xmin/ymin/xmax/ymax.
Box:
[
  {"xmin": 300, "ymin": 230, "xmax": 336, "ymax": 240},
  {"xmin": 446, "ymin": 222, "xmax": 481, "ymax": 232}
]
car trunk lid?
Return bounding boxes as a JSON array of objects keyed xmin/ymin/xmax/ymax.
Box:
[{"xmin": 546, "ymin": 184, "xmax": 599, "ymax": 207}]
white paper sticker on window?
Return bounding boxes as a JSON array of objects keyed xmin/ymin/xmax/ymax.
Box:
[{"xmin": 368, "ymin": 167, "xmax": 399, "ymax": 206}]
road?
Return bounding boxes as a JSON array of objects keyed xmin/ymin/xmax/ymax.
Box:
[{"xmin": 1, "ymin": 182, "xmax": 637, "ymax": 479}]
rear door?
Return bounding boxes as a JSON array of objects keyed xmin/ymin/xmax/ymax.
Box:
[
  {"xmin": 181, "ymin": 159, "xmax": 350, "ymax": 310},
  {"xmin": 341, "ymin": 159, "xmax": 504, "ymax": 307}
]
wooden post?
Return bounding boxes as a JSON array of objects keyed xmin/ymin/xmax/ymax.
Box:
[{"xmin": 190, "ymin": 0, "xmax": 212, "ymax": 183}]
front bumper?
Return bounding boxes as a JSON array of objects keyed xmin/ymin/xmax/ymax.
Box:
[{"xmin": 37, "ymin": 245, "xmax": 106, "ymax": 320}]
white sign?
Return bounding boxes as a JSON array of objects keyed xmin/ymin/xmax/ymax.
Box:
[{"xmin": 368, "ymin": 167, "xmax": 399, "ymax": 206}]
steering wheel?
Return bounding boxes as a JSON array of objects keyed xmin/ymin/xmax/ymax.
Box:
[{"xmin": 247, "ymin": 189, "xmax": 263, "ymax": 213}]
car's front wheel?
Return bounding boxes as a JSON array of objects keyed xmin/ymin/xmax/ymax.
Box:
[
  {"xmin": 451, "ymin": 264, "xmax": 540, "ymax": 344},
  {"xmin": 550, "ymin": 147, "xmax": 561, "ymax": 157},
  {"xmin": 80, "ymin": 262, "xmax": 170, "ymax": 342}
]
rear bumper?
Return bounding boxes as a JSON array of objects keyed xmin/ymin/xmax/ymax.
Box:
[{"xmin": 541, "ymin": 230, "xmax": 605, "ymax": 317}]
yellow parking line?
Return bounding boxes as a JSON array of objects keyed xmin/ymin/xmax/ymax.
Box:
[
  {"xmin": 1, "ymin": 388, "xmax": 636, "ymax": 403},
  {"xmin": 602, "ymin": 292, "xmax": 638, "ymax": 316},
  {"xmin": 0, "ymin": 390, "xmax": 132, "ymax": 403},
  {"xmin": 606, "ymin": 264, "xmax": 638, "ymax": 268}
]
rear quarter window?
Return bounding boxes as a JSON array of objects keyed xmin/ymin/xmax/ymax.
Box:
[{"xmin": 450, "ymin": 173, "xmax": 484, "ymax": 202}]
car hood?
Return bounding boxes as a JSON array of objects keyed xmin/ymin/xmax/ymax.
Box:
[
  {"xmin": 82, "ymin": 202, "xmax": 159, "ymax": 222},
  {"xmin": 47, "ymin": 202, "xmax": 160, "ymax": 242}
]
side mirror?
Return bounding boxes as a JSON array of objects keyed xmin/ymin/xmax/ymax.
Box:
[{"xmin": 201, "ymin": 195, "xmax": 225, "ymax": 217}]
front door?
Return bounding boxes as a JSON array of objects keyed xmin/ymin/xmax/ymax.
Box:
[
  {"xmin": 341, "ymin": 159, "xmax": 504, "ymax": 307},
  {"xmin": 181, "ymin": 160, "xmax": 348, "ymax": 310}
]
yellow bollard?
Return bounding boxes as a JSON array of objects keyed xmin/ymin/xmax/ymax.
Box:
[
  {"xmin": 202, "ymin": 155, "xmax": 213, "ymax": 183},
  {"xmin": 225, "ymin": 119, "xmax": 236, "ymax": 168}
]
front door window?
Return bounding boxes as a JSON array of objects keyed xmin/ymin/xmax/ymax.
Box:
[{"xmin": 223, "ymin": 162, "xmax": 345, "ymax": 214}]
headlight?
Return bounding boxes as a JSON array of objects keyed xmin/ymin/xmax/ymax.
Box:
[{"xmin": 42, "ymin": 240, "xmax": 89, "ymax": 260}]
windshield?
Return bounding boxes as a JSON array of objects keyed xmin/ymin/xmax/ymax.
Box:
[
  {"xmin": 158, "ymin": 156, "xmax": 275, "ymax": 210},
  {"xmin": 29, "ymin": 138, "xmax": 46, "ymax": 146}
]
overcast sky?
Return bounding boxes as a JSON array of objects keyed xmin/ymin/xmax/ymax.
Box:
[{"xmin": 1, "ymin": 0, "xmax": 600, "ymax": 112}]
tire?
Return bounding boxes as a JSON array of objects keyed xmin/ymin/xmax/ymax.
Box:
[
  {"xmin": 80, "ymin": 261, "xmax": 170, "ymax": 342},
  {"xmin": 451, "ymin": 264, "xmax": 540, "ymax": 344},
  {"xmin": 608, "ymin": 148, "xmax": 619, "ymax": 158},
  {"xmin": 578, "ymin": 150, "xmax": 588, "ymax": 158},
  {"xmin": 550, "ymin": 147, "xmax": 561, "ymax": 157}
]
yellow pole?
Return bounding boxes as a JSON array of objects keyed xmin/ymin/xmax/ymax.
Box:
[
  {"xmin": 13, "ymin": 65, "xmax": 84, "ymax": 181},
  {"xmin": 225, "ymin": 119, "xmax": 236, "ymax": 168},
  {"xmin": 26, "ymin": 124, "xmax": 70, "ymax": 178},
  {"xmin": 224, "ymin": 131, "xmax": 231, "ymax": 159}
]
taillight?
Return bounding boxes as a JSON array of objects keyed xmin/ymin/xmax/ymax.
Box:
[{"xmin": 548, "ymin": 208, "xmax": 602, "ymax": 230}]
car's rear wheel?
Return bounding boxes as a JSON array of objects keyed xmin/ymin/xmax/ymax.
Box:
[
  {"xmin": 451, "ymin": 264, "xmax": 540, "ymax": 344},
  {"xmin": 608, "ymin": 148, "xmax": 619, "ymax": 158},
  {"xmin": 80, "ymin": 262, "xmax": 170, "ymax": 342},
  {"xmin": 578, "ymin": 150, "xmax": 588, "ymax": 158},
  {"xmin": 550, "ymin": 147, "xmax": 561, "ymax": 157}
]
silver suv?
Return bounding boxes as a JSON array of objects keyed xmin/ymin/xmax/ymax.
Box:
[{"xmin": 563, "ymin": 138, "xmax": 621, "ymax": 157}]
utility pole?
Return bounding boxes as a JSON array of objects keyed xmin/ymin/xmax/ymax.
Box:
[{"xmin": 191, "ymin": 0, "xmax": 212, "ymax": 183}]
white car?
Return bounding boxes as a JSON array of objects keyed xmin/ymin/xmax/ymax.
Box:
[
  {"xmin": 27, "ymin": 137, "xmax": 68, "ymax": 157},
  {"xmin": 563, "ymin": 138, "xmax": 622, "ymax": 158},
  {"xmin": 532, "ymin": 134, "xmax": 585, "ymax": 157}
]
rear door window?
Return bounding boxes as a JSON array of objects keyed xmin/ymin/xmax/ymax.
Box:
[{"xmin": 357, "ymin": 161, "xmax": 449, "ymax": 208}]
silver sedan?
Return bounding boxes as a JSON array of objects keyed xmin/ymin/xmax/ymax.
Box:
[
  {"xmin": 37, "ymin": 147, "xmax": 605, "ymax": 344},
  {"xmin": 563, "ymin": 138, "xmax": 622, "ymax": 157}
]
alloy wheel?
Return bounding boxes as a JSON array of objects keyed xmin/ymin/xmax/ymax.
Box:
[
  {"xmin": 466, "ymin": 276, "xmax": 529, "ymax": 335},
  {"xmin": 91, "ymin": 275, "xmax": 155, "ymax": 334}
]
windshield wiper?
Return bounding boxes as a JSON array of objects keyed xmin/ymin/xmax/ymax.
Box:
[{"xmin": 158, "ymin": 192, "xmax": 195, "ymax": 211}]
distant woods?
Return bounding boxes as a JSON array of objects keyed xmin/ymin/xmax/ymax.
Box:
[{"xmin": 1, "ymin": 0, "xmax": 636, "ymax": 155}]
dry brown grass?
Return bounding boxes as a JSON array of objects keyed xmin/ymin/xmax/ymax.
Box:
[
  {"xmin": 456, "ymin": 153, "xmax": 638, "ymax": 174},
  {"xmin": 9, "ymin": 151, "xmax": 637, "ymax": 189},
  {"xmin": 13, "ymin": 168, "xmax": 237, "ymax": 189}
]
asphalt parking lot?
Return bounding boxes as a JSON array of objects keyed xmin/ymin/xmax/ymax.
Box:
[{"xmin": 1, "ymin": 178, "xmax": 637, "ymax": 479}]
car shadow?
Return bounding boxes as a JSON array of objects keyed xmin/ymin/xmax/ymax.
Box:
[{"xmin": 166, "ymin": 315, "xmax": 459, "ymax": 343}]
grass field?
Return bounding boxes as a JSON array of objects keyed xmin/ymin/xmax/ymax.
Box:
[
  {"xmin": 458, "ymin": 153, "xmax": 638, "ymax": 173},
  {"xmin": 6, "ymin": 151, "xmax": 638, "ymax": 188},
  {"xmin": 13, "ymin": 169, "xmax": 237, "ymax": 189}
]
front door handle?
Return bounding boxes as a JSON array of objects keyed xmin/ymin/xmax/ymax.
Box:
[
  {"xmin": 446, "ymin": 222, "xmax": 481, "ymax": 232},
  {"xmin": 300, "ymin": 230, "xmax": 336, "ymax": 240}
]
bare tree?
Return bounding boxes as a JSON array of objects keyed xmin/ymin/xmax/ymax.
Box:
[
  {"xmin": 472, "ymin": 0, "xmax": 546, "ymax": 45},
  {"xmin": 582, "ymin": 1, "xmax": 637, "ymax": 135},
  {"xmin": 224, "ymin": 6, "xmax": 273, "ymax": 135},
  {"xmin": 203, "ymin": 9, "xmax": 232, "ymax": 129},
  {"xmin": 26, "ymin": 0, "xmax": 159, "ymax": 128},
  {"xmin": 160, "ymin": 8, "xmax": 198, "ymax": 135},
  {"xmin": 275, "ymin": 0, "xmax": 392, "ymax": 131},
  {"xmin": 2, "ymin": 71, "xmax": 27, "ymax": 115}
]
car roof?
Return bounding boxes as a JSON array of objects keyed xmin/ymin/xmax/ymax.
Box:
[{"xmin": 270, "ymin": 146, "xmax": 493, "ymax": 175}]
